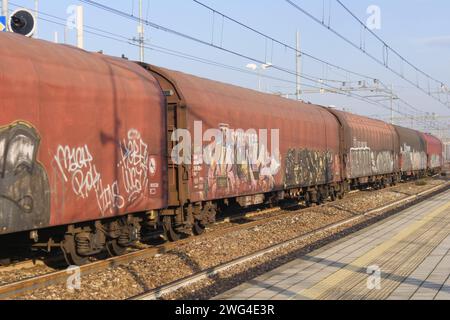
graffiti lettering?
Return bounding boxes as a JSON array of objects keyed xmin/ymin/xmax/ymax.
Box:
[
  {"xmin": 193, "ymin": 124, "xmax": 280, "ymax": 199},
  {"xmin": 400, "ymin": 143, "xmax": 427, "ymax": 171},
  {"xmin": 54, "ymin": 129, "xmax": 157, "ymax": 215},
  {"xmin": 119, "ymin": 129, "xmax": 149, "ymax": 202},
  {"xmin": 285, "ymin": 149, "xmax": 335, "ymax": 188},
  {"xmin": 349, "ymin": 140, "xmax": 394, "ymax": 177},
  {"xmin": 54, "ymin": 144, "xmax": 125, "ymax": 214}
]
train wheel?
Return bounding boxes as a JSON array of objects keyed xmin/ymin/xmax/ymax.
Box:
[
  {"xmin": 61, "ymin": 234, "xmax": 89, "ymax": 266},
  {"xmin": 106, "ymin": 239, "xmax": 127, "ymax": 257},
  {"xmin": 330, "ymin": 189, "xmax": 337, "ymax": 202},
  {"xmin": 304, "ymin": 192, "xmax": 312, "ymax": 207},
  {"xmin": 163, "ymin": 216, "xmax": 182, "ymax": 242},
  {"xmin": 193, "ymin": 221, "xmax": 206, "ymax": 236},
  {"xmin": 0, "ymin": 258, "xmax": 11, "ymax": 266}
]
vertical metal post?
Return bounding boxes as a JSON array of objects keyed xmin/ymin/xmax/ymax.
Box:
[
  {"xmin": 54, "ymin": 31, "xmax": 58, "ymax": 43},
  {"xmin": 296, "ymin": 30, "xmax": 302, "ymax": 100},
  {"xmin": 2, "ymin": 0, "xmax": 8, "ymax": 21},
  {"xmin": 34, "ymin": 0, "xmax": 38, "ymax": 38},
  {"xmin": 138, "ymin": 0, "xmax": 144, "ymax": 62},
  {"xmin": 257, "ymin": 68, "xmax": 262, "ymax": 92},
  {"xmin": 390, "ymin": 84, "xmax": 394, "ymax": 124},
  {"xmin": 64, "ymin": 27, "xmax": 68, "ymax": 44},
  {"xmin": 76, "ymin": 6, "xmax": 84, "ymax": 49}
]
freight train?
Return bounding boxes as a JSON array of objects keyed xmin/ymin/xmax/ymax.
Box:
[{"xmin": 0, "ymin": 33, "xmax": 444, "ymax": 265}]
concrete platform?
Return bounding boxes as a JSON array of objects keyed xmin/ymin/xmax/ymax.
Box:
[{"xmin": 215, "ymin": 189, "xmax": 450, "ymax": 300}]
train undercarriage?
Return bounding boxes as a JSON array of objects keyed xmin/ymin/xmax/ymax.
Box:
[{"xmin": 1, "ymin": 168, "xmax": 440, "ymax": 267}]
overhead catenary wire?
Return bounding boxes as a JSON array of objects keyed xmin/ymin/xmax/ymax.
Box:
[
  {"xmin": 285, "ymin": 0, "xmax": 450, "ymax": 111},
  {"xmin": 77, "ymin": 0, "xmax": 435, "ymax": 120},
  {"xmin": 4, "ymin": 3, "xmax": 331, "ymax": 92},
  {"xmin": 69, "ymin": 2, "xmax": 449, "ymax": 129},
  {"xmin": 7, "ymin": 1, "xmax": 443, "ymax": 131},
  {"xmin": 191, "ymin": 0, "xmax": 434, "ymax": 118}
]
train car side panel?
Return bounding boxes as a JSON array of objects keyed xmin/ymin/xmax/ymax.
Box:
[
  {"xmin": 422, "ymin": 133, "xmax": 443, "ymax": 170},
  {"xmin": 148, "ymin": 66, "xmax": 341, "ymax": 205},
  {"xmin": 394, "ymin": 126, "xmax": 427, "ymax": 174},
  {"xmin": 326, "ymin": 109, "xmax": 399, "ymax": 181},
  {"xmin": 0, "ymin": 34, "xmax": 167, "ymax": 235}
]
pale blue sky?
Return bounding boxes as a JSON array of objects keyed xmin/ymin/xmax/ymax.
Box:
[{"xmin": 3, "ymin": 0, "xmax": 450, "ymax": 134}]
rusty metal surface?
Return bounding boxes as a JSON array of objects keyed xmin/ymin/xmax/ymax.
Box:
[
  {"xmin": 421, "ymin": 133, "xmax": 444, "ymax": 169},
  {"xmin": 394, "ymin": 125, "xmax": 427, "ymax": 172},
  {"xmin": 326, "ymin": 109, "xmax": 399, "ymax": 179},
  {"xmin": 150, "ymin": 66, "xmax": 341, "ymax": 203},
  {"xmin": 0, "ymin": 33, "xmax": 167, "ymax": 235}
]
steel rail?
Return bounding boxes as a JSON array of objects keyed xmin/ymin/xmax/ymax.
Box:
[
  {"xmin": 131, "ymin": 181, "xmax": 450, "ymax": 300},
  {"xmin": 0, "ymin": 180, "xmax": 447, "ymax": 300}
]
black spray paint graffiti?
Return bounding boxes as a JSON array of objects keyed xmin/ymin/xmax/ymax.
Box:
[
  {"xmin": 54, "ymin": 129, "xmax": 158, "ymax": 215},
  {"xmin": 284, "ymin": 149, "xmax": 334, "ymax": 188},
  {"xmin": 0, "ymin": 123, "xmax": 50, "ymax": 234}
]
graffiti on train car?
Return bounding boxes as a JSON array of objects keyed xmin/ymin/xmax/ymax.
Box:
[
  {"xmin": 54, "ymin": 129, "xmax": 158, "ymax": 215},
  {"xmin": 400, "ymin": 143, "xmax": 427, "ymax": 171},
  {"xmin": 119, "ymin": 129, "xmax": 151, "ymax": 203},
  {"xmin": 0, "ymin": 122, "xmax": 50, "ymax": 233},
  {"xmin": 189, "ymin": 123, "xmax": 281, "ymax": 199},
  {"xmin": 429, "ymin": 155, "xmax": 442, "ymax": 168},
  {"xmin": 349, "ymin": 140, "xmax": 394, "ymax": 177},
  {"xmin": 284, "ymin": 149, "xmax": 335, "ymax": 188}
]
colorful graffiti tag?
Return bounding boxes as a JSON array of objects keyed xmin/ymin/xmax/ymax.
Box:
[{"xmin": 192, "ymin": 124, "xmax": 281, "ymax": 199}]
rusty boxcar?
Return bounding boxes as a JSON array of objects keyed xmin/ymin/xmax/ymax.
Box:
[
  {"xmin": 146, "ymin": 65, "xmax": 343, "ymax": 231},
  {"xmin": 0, "ymin": 32, "xmax": 445, "ymax": 265},
  {"xmin": 326, "ymin": 109, "xmax": 400, "ymax": 187},
  {"xmin": 394, "ymin": 125, "xmax": 427, "ymax": 178},
  {"xmin": 421, "ymin": 133, "xmax": 444, "ymax": 173},
  {"xmin": 0, "ymin": 33, "xmax": 167, "ymax": 264}
]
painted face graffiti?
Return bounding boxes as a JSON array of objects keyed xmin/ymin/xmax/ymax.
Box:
[
  {"xmin": 284, "ymin": 149, "xmax": 336, "ymax": 188},
  {"xmin": 0, "ymin": 123, "xmax": 50, "ymax": 234}
]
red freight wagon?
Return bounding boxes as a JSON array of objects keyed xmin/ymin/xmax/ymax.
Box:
[
  {"xmin": 421, "ymin": 133, "xmax": 444, "ymax": 172},
  {"xmin": 147, "ymin": 66, "xmax": 342, "ymax": 208},
  {"xmin": 0, "ymin": 33, "xmax": 167, "ymax": 237},
  {"xmin": 0, "ymin": 32, "xmax": 444, "ymax": 266},
  {"xmin": 394, "ymin": 125, "xmax": 427, "ymax": 177},
  {"xmin": 326, "ymin": 109, "xmax": 400, "ymax": 185}
]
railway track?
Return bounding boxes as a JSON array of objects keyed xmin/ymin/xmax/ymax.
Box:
[
  {"xmin": 0, "ymin": 191, "xmax": 363, "ymax": 274},
  {"xmin": 132, "ymin": 180, "xmax": 450, "ymax": 300},
  {"xmin": 0, "ymin": 190, "xmax": 362, "ymax": 298},
  {"xmin": 0, "ymin": 179, "xmax": 447, "ymax": 300}
]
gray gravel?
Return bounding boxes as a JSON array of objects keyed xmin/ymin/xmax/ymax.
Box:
[{"xmin": 7, "ymin": 178, "xmax": 446, "ymax": 300}]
